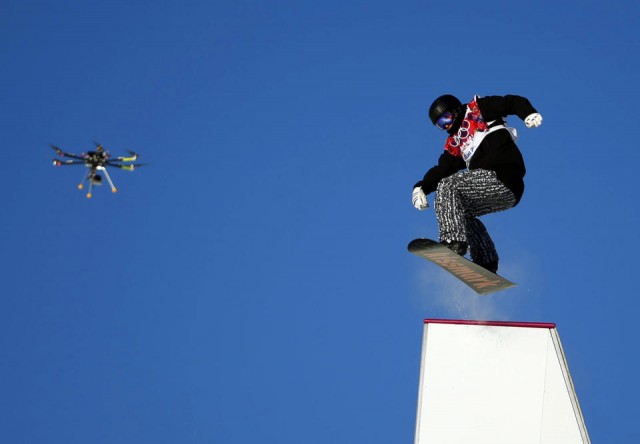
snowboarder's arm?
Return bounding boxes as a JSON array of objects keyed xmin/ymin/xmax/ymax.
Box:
[
  {"xmin": 414, "ymin": 151, "xmax": 466, "ymax": 195},
  {"xmin": 477, "ymin": 95, "xmax": 538, "ymax": 122}
]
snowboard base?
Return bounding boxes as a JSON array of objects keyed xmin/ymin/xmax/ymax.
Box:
[{"xmin": 408, "ymin": 238, "xmax": 516, "ymax": 295}]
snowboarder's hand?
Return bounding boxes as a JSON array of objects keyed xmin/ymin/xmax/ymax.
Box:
[
  {"xmin": 412, "ymin": 187, "xmax": 429, "ymax": 210},
  {"xmin": 525, "ymin": 113, "xmax": 543, "ymax": 128}
]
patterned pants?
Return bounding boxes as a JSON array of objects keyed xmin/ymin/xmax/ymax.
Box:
[{"xmin": 434, "ymin": 169, "xmax": 516, "ymax": 265}]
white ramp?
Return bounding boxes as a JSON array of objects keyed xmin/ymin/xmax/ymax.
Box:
[{"xmin": 414, "ymin": 319, "xmax": 590, "ymax": 444}]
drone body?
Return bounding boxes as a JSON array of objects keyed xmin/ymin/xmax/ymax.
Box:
[{"xmin": 52, "ymin": 143, "xmax": 142, "ymax": 198}]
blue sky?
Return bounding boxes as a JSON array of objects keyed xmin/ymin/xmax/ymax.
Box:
[{"xmin": 1, "ymin": 0, "xmax": 639, "ymax": 442}]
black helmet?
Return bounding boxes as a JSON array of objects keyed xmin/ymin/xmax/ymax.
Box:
[{"xmin": 429, "ymin": 94, "xmax": 462, "ymax": 125}]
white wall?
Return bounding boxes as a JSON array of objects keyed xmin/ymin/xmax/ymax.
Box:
[{"xmin": 414, "ymin": 320, "xmax": 589, "ymax": 444}]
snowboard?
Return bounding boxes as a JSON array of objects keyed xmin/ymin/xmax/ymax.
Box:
[{"xmin": 407, "ymin": 238, "xmax": 516, "ymax": 295}]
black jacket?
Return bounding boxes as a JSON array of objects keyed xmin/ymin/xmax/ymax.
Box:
[{"xmin": 415, "ymin": 95, "xmax": 537, "ymax": 204}]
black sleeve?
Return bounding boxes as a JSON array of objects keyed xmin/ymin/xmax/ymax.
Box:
[
  {"xmin": 477, "ymin": 95, "xmax": 538, "ymax": 122},
  {"xmin": 414, "ymin": 151, "xmax": 466, "ymax": 195}
]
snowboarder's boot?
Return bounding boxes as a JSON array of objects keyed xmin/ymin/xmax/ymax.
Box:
[
  {"xmin": 475, "ymin": 260, "xmax": 499, "ymax": 274},
  {"xmin": 442, "ymin": 240, "xmax": 468, "ymax": 256}
]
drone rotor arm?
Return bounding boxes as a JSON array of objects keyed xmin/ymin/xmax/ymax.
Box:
[
  {"xmin": 50, "ymin": 145, "xmax": 85, "ymax": 160},
  {"xmin": 53, "ymin": 159, "xmax": 85, "ymax": 166},
  {"xmin": 111, "ymin": 151, "xmax": 139, "ymax": 162},
  {"xmin": 105, "ymin": 162, "xmax": 145, "ymax": 171}
]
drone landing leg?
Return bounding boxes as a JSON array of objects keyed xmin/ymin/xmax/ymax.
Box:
[
  {"xmin": 86, "ymin": 180, "xmax": 94, "ymax": 198},
  {"xmin": 78, "ymin": 170, "xmax": 91, "ymax": 197},
  {"xmin": 99, "ymin": 166, "xmax": 117, "ymax": 193}
]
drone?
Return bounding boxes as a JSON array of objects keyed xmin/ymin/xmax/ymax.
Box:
[{"xmin": 52, "ymin": 143, "xmax": 143, "ymax": 198}]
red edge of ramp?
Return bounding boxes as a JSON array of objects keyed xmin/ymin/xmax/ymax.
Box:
[{"xmin": 424, "ymin": 319, "xmax": 556, "ymax": 329}]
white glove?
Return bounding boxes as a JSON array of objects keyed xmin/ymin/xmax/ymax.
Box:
[
  {"xmin": 412, "ymin": 187, "xmax": 429, "ymax": 210},
  {"xmin": 524, "ymin": 113, "xmax": 543, "ymax": 128}
]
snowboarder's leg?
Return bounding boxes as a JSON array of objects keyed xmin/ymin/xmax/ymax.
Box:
[
  {"xmin": 434, "ymin": 172, "xmax": 469, "ymax": 253},
  {"xmin": 466, "ymin": 218, "xmax": 499, "ymax": 273},
  {"xmin": 435, "ymin": 169, "xmax": 516, "ymax": 264}
]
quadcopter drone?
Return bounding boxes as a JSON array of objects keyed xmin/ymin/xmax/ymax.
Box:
[{"xmin": 52, "ymin": 143, "xmax": 143, "ymax": 198}]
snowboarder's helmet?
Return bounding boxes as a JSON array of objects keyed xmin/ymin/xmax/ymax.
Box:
[{"xmin": 429, "ymin": 94, "xmax": 462, "ymax": 125}]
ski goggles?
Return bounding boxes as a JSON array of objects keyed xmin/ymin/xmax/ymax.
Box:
[{"xmin": 435, "ymin": 111, "xmax": 454, "ymax": 130}]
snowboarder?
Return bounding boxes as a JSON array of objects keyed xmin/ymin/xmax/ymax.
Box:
[{"xmin": 411, "ymin": 94, "xmax": 542, "ymax": 273}]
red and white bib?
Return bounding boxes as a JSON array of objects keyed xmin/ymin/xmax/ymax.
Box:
[{"xmin": 444, "ymin": 96, "xmax": 514, "ymax": 166}]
